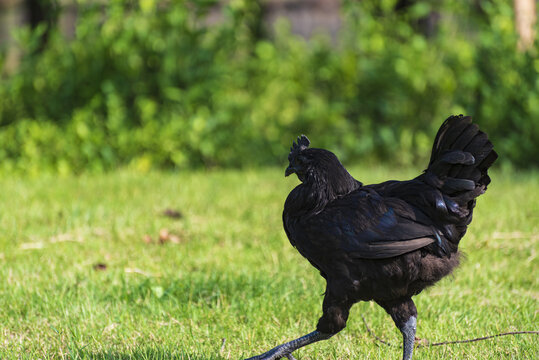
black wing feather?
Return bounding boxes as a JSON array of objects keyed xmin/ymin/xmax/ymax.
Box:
[{"xmin": 286, "ymin": 189, "xmax": 436, "ymax": 262}]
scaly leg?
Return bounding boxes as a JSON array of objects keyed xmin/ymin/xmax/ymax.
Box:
[
  {"xmin": 377, "ymin": 297, "xmax": 418, "ymax": 360},
  {"xmin": 244, "ymin": 331, "xmax": 332, "ymax": 360},
  {"xmin": 400, "ymin": 315, "xmax": 417, "ymax": 360},
  {"xmin": 245, "ymin": 288, "xmax": 351, "ymax": 360}
]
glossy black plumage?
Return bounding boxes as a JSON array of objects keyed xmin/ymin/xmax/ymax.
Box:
[{"xmin": 245, "ymin": 115, "xmax": 497, "ymax": 360}]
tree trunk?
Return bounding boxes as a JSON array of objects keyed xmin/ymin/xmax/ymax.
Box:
[{"xmin": 514, "ymin": 0, "xmax": 536, "ymax": 51}]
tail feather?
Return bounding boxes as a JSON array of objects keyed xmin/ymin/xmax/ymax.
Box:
[
  {"xmin": 374, "ymin": 115, "xmax": 496, "ymax": 251},
  {"xmin": 451, "ymin": 123, "xmax": 479, "ymax": 152},
  {"xmin": 423, "ymin": 115, "xmax": 497, "ymax": 246},
  {"xmin": 429, "ymin": 116, "xmax": 471, "ymax": 164},
  {"xmin": 477, "ymin": 150, "xmax": 497, "ymax": 186},
  {"xmin": 450, "ymin": 131, "xmax": 492, "ymax": 180},
  {"xmin": 427, "ymin": 115, "xmax": 497, "ymax": 192}
]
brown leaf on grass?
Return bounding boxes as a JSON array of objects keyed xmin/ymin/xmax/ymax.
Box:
[
  {"xmin": 143, "ymin": 234, "xmax": 153, "ymax": 244},
  {"xmin": 158, "ymin": 228, "xmax": 183, "ymax": 244},
  {"xmin": 142, "ymin": 229, "xmax": 184, "ymax": 245},
  {"xmin": 159, "ymin": 228, "xmax": 170, "ymax": 244},
  {"xmin": 93, "ymin": 263, "xmax": 107, "ymax": 271},
  {"xmin": 162, "ymin": 208, "xmax": 182, "ymax": 219},
  {"xmin": 168, "ymin": 234, "xmax": 181, "ymax": 244}
]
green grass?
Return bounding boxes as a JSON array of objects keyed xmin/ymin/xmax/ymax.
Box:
[{"xmin": 0, "ymin": 166, "xmax": 537, "ymax": 359}]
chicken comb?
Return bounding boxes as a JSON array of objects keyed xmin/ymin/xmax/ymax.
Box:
[{"xmin": 288, "ymin": 135, "xmax": 310, "ymax": 160}]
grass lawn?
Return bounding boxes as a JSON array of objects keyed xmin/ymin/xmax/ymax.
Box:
[{"xmin": 0, "ymin": 166, "xmax": 537, "ymax": 359}]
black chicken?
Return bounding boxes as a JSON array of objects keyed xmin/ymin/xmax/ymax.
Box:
[{"xmin": 245, "ymin": 115, "xmax": 497, "ymax": 360}]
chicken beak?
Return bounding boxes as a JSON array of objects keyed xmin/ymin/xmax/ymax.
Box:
[{"xmin": 285, "ymin": 166, "xmax": 295, "ymax": 177}]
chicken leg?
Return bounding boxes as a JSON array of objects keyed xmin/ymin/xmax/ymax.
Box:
[
  {"xmin": 244, "ymin": 331, "xmax": 332, "ymax": 360},
  {"xmin": 378, "ymin": 297, "xmax": 418, "ymax": 360}
]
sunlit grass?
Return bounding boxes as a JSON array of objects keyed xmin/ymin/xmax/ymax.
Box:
[{"xmin": 0, "ymin": 166, "xmax": 537, "ymax": 359}]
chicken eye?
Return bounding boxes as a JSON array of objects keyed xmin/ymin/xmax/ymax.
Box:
[{"xmin": 296, "ymin": 156, "xmax": 308, "ymax": 166}]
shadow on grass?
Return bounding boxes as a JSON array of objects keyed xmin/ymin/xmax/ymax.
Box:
[{"xmin": 75, "ymin": 349, "xmax": 230, "ymax": 360}]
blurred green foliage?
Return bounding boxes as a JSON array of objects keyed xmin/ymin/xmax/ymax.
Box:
[{"xmin": 0, "ymin": 0, "xmax": 537, "ymax": 174}]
